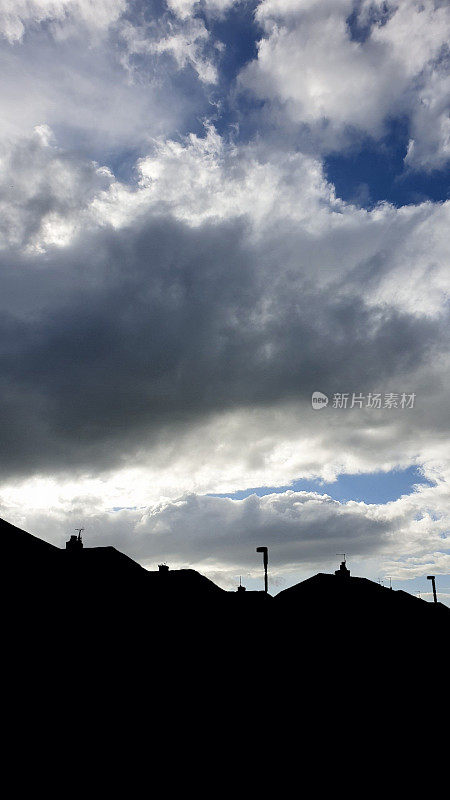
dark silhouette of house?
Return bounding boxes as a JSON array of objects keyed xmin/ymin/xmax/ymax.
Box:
[{"xmin": 273, "ymin": 565, "xmax": 449, "ymax": 653}]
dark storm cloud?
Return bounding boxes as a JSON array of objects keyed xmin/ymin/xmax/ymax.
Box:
[{"xmin": 0, "ymin": 206, "xmax": 444, "ymax": 479}]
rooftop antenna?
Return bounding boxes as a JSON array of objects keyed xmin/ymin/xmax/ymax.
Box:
[
  {"xmin": 256, "ymin": 546, "xmax": 268, "ymax": 593},
  {"xmin": 75, "ymin": 528, "xmax": 84, "ymax": 542},
  {"xmin": 336, "ymin": 553, "xmax": 346, "ymax": 563},
  {"xmin": 427, "ymin": 575, "xmax": 438, "ymax": 604}
]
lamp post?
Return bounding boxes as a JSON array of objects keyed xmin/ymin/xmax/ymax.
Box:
[
  {"xmin": 256, "ymin": 546, "xmax": 268, "ymax": 594},
  {"xmin": 427, "ymin": 575, "xmax": 438, "ymax": 604}
]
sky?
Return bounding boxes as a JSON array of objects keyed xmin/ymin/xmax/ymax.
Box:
[{"xmin": 0, "ymin": 0, "xmax": 449, "ymax": 604}]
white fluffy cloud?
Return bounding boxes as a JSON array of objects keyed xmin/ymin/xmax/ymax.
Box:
[
  {"xmin": 119, "ymin": 14, "xmax": 222, "ymax": 84},
  {"xmin": 0, "ymin": 1, "xmax": 217, "ymax": 154},
  {"xmin": 166, "ymin": 0, "xmax": 237, "ymax": 20},
  {"xmin": 93, "ymin": 125, "xmax": 450, "ymax": 316},
  {"xmin": 241, "ymin": 0, "xmax": 450, "ymax": 167},
  {"xmin": 4, "ymin": 123, "xmax": 449, "ymax": 312},
  {"xmin": 0, "ymin": 0, "xmax": 125, "ymax": 42}
]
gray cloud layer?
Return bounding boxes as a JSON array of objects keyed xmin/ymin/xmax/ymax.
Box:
[{"xmin": 1, "ymin": 189, "xmax": 446, "ymax": 479}]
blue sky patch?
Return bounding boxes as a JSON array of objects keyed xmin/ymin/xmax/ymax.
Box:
[
  {"xmin": 206, "ymin": 0, "xmax": 261, "ymax": 85},
  {"xmin": 210, "ymin": 466, "xmax": 435, "ymax": 505},
  {"xmin": 325, "ymin": 119, "xmax": 450, "ymax": 208}
]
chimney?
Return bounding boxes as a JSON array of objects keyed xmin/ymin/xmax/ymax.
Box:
[
  {"xmin": 66, "ymin": 534, "xmax": 83, "ymax": 552},
  {"xmin": 335, "ymin": 560, "xmax": 350, "ymax": 578}
]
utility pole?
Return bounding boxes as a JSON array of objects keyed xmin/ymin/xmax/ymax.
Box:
[
  {"xmin": 427, "ymin": 575, "xmax": 438, "ymax": 604},
  {"xmin": 256, "ymin": 546, "xmax": 268, "ymax": 593}
]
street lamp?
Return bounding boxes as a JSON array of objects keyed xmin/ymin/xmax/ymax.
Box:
[
  {"xmin": 256, "ymin": 546, "xmax": 268, "ymax": 594},
  {"xmin": 427, "ymin": 575, "xmax": 438, "ymax": 604}
]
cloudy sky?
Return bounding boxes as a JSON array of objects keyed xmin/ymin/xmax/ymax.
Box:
[{"xmin": 0, "ymin": 0, "xmax": 449, "ymax": 602}]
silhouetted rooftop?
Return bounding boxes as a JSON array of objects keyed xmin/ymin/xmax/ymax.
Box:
[{"xmin": 2, "ymin": 516, "xmax": 448, "ymax": 631}]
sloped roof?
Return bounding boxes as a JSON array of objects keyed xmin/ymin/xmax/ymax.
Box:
[{"xmin": 1, "ymin": 516, "xmax": 60, "ymax": 558}]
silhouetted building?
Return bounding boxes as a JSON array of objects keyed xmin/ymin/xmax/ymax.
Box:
[
  {"xmin": 237, "ymin": 584, "xmax": 246, "ymax": 593},
  {"xmin": 158, "ymin": 564, "xmax": 169, "ymax": 573}
]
